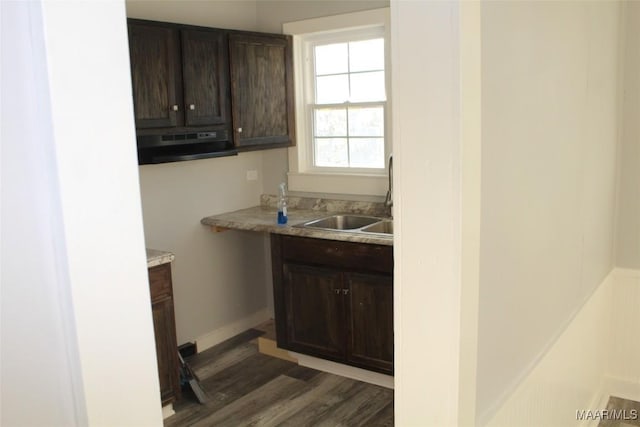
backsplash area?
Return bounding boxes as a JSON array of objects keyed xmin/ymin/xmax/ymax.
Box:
[{"xmin": 260, "ymin": 194, "xmax": 390, "ymax": 217}]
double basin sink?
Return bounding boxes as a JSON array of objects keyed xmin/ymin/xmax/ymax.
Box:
[{"xmin": 297, "ymin": 215, "xmax": 393, "ymax": 236}]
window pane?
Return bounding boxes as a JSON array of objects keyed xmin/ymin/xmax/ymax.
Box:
[
  {"xmin": 315, "ymin": 108, "xmax": 347, "ymax": 137},
  {"xmin": 315, "ymin": 43, "xmax": 348, "ymax": 75},
  {"xmin": 348, "ymin": 106, "xmax": 384, "ymax": 136},
  {"xmin": 315, "ymin": 138, "xmax": 348, "ymax": 167},
  {"xmin": 349, "ymin": 38, "xmax": 384, "ymax": 72},
  {"xmin": 350, "ymin": 71, "xmax": 385, "ymax": 102},
  {"xmin": 316, "ymin": 74, "xmax": 349, "ymax": 104},
  {"xmin": 349, "ymin": 137, "xmax": 385, "ymax": 168}
]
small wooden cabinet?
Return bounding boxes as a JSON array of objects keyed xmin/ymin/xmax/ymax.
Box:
[
  {"xmin": 229, "ymin": 33, "xmax": 295, "ymax": 150},
  {"xmin": 148, "ymin": 263, "xmax": 181, "ymax": 405},
  {"xmin": 272, "ymin": 235, "xmax": 393, "ymax": 375}
]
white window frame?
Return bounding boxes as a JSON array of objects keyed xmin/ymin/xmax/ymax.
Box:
[{"xmin": 283, "ymin": 8, "xmax": 391, "ymax": 196}]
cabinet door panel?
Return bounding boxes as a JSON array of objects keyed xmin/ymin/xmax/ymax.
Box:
[
  {"xmin": 346, "ymin": 273, "xmax": 393, "ymax": 374},
  {"xmin": 182, "ymin": 29, "xmax": 229, "ymax": 126},
  {"xmin": 152, "ymin": 297, "xmax": 180, "ymax": 405},
  {"xmin": 283, "ymin": 263, "xmax": 345, "ymax": 360},
  {"xmin": 128, "ymin": 23, "xmax": 181, "ymax": 129},
  {"xmin": 229, "ymin": 34, "xmax": 294, "ymax": 148}
]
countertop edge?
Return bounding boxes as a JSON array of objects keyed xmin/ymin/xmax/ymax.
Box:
[
  {"xmin": 201, "ymin": 207, "xmax": 393, "ymax": 246},
  {"xmin": 146, "ymin": 248, "xmax": 175, "ymax": 268}
]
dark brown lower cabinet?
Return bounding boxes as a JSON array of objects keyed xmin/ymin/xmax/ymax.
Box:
[
  {"xmin": 272, "ymin": 235, "xmax": 393, "ymax": 375},
  {"xmin": 148, "ymin": 263, "xmax": 181, "ymax": 406},
  {"xmin": 346, "ymin": 272, "xmax": 394, "ymax": 374}
]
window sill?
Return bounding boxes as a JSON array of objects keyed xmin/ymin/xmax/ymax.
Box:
[{"xmin": 287, "ymin": 171, "xmax": 387, "ymax": 196}]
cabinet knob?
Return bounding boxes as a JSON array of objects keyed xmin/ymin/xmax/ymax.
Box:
[
  {"xmin": 334, "ymin": 289, "xmax": 341, "ymax": 295},
  {"xmin": 342, "ymin": 289, "xmax": 349, "ymax": 295},
  {"xmin": 189, "ymin": 104, "xmax": 195, "ymax": 110},
  {"xmin": 237, "ymin": 127, "xmax": 243, "ymax": 133},
  {"xmin": 171, "ymin": 105, "xmax": 179, "ymax": 111}
]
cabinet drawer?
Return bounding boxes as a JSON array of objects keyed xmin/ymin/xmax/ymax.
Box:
[
  {"xmin": 148, "ymin": 263, "xmax": 173, "ymax": 301},
  {"xmin": 280, "ymin": 235, "xmax": 393, "ymax": 274}
]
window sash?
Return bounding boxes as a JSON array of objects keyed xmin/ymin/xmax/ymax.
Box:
[
  {"xmin": 309, "ymin": 33, "xmax": 386, "ymax": 171},
  {"xmin": 309, "ymin": 101, "xmax": 386, "ymax": 170}
]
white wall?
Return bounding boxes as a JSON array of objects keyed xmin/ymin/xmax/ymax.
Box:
[
  {"xmin": 138, "ymin": 155, "xmax": 269, "ymax": 344},
  {"xmin": 616, "ymin": 1, "xmax": 640, "ymax": 270},
  {"xmin": 391, "ymin": 1, "xmax": 469, "ymax": 425},
  {"xmin": 2, "ymin": 1, "xmax": 162, "ymax": 425},
  {"xmin": 477, "ymin": 1, "xmax": 621, "ymax": 423},
  {"xmin": 486, "ymin": 271, "xmax": 615, "ymax": 427},
  {"xmin": 2, "ymin": 2, "xmax": 87, "ymax": 425},
  {"xmin": 607, "ymin": 269, "xmax": 640, "ymax": 399},
  {"xmin": 255, "ymin": 0, "xmax": 390, "ymax": 33},
  {"xmin": 126, "ymin": 0, "xmax": 258, "ymax": 30}
]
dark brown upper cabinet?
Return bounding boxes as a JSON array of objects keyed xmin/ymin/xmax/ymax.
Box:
[
  {"xmin": 181, "ymin": 29, "xmax": 228, "ymax": 127},
  {"xmin": 127, "ymin": 20, "xmax": 229, "ymax": 132},
  {"xmin": 127, "ymin": 19, "xmax": 295, "ymax": 154},
  {"xmin": 229, "ymin": 33, "xmax": 296, "ymax": 150},
  {"xmin": 128, "ymin": 23, "xmax": 181, "ymax": 129}
]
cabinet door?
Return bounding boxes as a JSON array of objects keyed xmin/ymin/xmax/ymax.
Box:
[
  {"xmin": 181, "ymin": 29, "xmax": 229, "ymax": 127},
  {"xmin": 148, "ymin": 264, "xmax": 181, "ymax": 405},
  {"xmin": 152, "ymin": 296, "xmax": 181, "ymax": 405},
  {"xmin": 282, "ymin": 263, "xmax": 345, "ymax": 361},
  {"xmin": 128, "ymin": 23, "xmax": 181, "ymax": 129},
  {"xmin": 346, "ymin": 272, "xmax": 394, "ymax": 374},
  {"xmin": 228, "ymin": 33, "xmax": 295, "ymax": 149}
]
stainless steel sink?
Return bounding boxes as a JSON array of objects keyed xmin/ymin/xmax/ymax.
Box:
[
  {"xmin": 301, "ymin": 215, "xmax": 381, "ymax": 230},
  {"xmin": 297, "ymin": 215, "xmax": 393, "ymax": 236},
  {"xmin": 361, "ymin": 220, "xmax": 393, "ymax": 235}
]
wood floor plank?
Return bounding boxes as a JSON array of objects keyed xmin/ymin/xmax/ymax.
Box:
[
  {"xmin": 274, "ymin": 376, "xmax": 366, "ymax": 426},
  {"xmin": 283, "ymin": 364, "xmax": 322, "ymax": 382},
  {"xmin": 365, "ymin": 401, "xmax": 395, "ymax": 427},
  {"xmin": 191, "ymin": 341, "xmax": 259, "ymax": 382},
  {"xmin": 251, "ymin": 373, "xmax": 346, "ymax": 427},
  {"xmin": 192, "ymin": 375, "xmax": 309, "ymax": 427},
  {"xmin": 187, "ymin": 328, "xmax": 263, "ymax": 369},
  {"xmin": 164, "ymin": 329, "xmax": 394, "ymax": 427},
  {"xmin": 200, "ymin": 352, "xmax": 296, "ymax": 395},
  {"xmin": 313, "ymin": 382, "xmax": 392, "ymax": 427},
  {"xmin": 167, "ymin": 345, "xmax": 296, "ymax": 426}
]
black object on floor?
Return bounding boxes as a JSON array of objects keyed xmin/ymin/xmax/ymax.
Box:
[{"xmin": 178, "ymin": 352, "xmax": 208, "ymax": 404}]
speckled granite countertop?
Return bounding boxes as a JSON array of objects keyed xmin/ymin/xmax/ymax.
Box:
[
  {"xmin": 146, "ymin": 248, "xmax": 175, "ymax": 268},
  {"xmin": 200, "ymin": 195, "xmax": 393, "ymax": 246}
]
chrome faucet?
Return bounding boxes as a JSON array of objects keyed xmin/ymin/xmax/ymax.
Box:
[{"xmin": 384, "ymin": 154, "xmax": 393, "ymax": 209}]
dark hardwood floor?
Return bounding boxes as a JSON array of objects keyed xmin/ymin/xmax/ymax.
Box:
[
  {"xmin": 165, "ymin": 329, "xmax": 394, "ymax": 427},
  {"xmin": 598, "ymin": 396, "xmax": 640, "ymax": 427}
]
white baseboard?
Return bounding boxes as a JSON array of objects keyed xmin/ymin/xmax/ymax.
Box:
[
  {"xmin": 483, "ymin": 268, "xmax": 640, "ymax": 427},
  {"xmin": 483, "ymin": 270, "xmax": 615, "ymax": 427},
  {"xmin": 293, "ymin": 352, "xmax": 394, "ymax": 389},
  {"xmin": 604, "ymin": 375, "xmax": 640, "ymax": 402},
  {"xmin": 586, "ymin": 383, "xmax": 612, "ymax": 427},
  {"xmin": 195, "ymin": 308, "xmax": 271, "ymax": 353}
]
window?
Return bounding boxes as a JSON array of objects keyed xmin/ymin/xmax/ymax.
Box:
[
  {"xmin": 284, "ymin": 9, "xmax": 390, "ymax": 196},
  {"xmin": 311, "ymin": 35, "xmax": 386, "ymax": 169}
]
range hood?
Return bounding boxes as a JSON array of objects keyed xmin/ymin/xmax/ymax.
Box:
[{"xmin": 137, "ymin": 129, "xmax": 237, "ymax": 165}]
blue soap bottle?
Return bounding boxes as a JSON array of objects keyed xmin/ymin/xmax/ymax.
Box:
[{"xmin": 277, "ymin": 182, "xmax": 288, "ymax": 225}]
